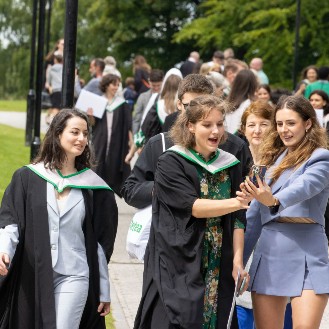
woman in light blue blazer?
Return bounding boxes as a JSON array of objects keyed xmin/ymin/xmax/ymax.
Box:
[{"xmin": 243, "ymin": 95, "xmax": 329, "ymax": 329}]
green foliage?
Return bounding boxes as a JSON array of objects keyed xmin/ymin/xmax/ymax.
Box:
[
  {"xmin": 1, "ymin": 0, "xmax": 329, "ymax": 97},
  {"xmin": 174, "ymin": 0, "xmax": 329, "ymax": 88}
]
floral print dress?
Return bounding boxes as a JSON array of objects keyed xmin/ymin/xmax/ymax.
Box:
[{"xmin": 193, "ymin": 151, "xmax": 244, "ymax": 329}]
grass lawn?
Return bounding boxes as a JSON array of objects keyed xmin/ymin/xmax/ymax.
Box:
[
  {"xmin": 0, "ymin": 100, "xmax": 26, "ymax": 112},
  {"xmin": 0, "ymin": 123, "xmax": 116, "ymax": 329},
  {"xmin": 0, "ymin": 124, "xmax": 30, "ymax": 199}
]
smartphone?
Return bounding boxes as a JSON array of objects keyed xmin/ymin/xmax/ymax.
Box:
[
  {"xmin": 250, "ymin": 165, "xmax": 267, "ymax": 188},
  {"xmin": 237, "ymin": 276, "xmax": 247, "ymax": 296}
]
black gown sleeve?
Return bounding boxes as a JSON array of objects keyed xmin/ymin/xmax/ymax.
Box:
[
  {"xmin": 121, "ymin": 135, "xmax": 164, "ymax": 209},
  {"xmin": 155, "ymin": 152, "xmax": 199, "ymax": 219},
  {"xmin": 92, "ymin": 189, "xmax": 118, "ymax": 262},
  {"xmin": 0, "ymin": 168, "xmax": 26, "ymax": 228}
]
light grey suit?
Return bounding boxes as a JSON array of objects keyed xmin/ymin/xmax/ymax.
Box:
[
  {"xmin": 244, "ymin": 148, "xmax": 329, "ymax": 296},
  {"xmin": 47, "ymin": 184, "xmax": 89, "ymax": 277}
]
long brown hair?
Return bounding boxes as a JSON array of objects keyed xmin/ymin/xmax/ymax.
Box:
[
  {"xmin": 169, "ymin": 95, "xmax": 227, "ymax": 149},
  {"xmin": 260, "ymin": 95, "xmax": 328, "ymax": 181},
  {"xmin": 133, "ymin": 55, "xmax": 151, "ymax": 73},
  {"xmin": 33, "ymin": 109, "xmax": 94, "ymax": 170},
  {"xmin": 160, "ymin": 75, "xmax": 182, "ymax": 114}
]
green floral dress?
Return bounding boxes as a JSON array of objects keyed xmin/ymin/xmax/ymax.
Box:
[{"xmin": 191, "ymin": 150, "xmax": 245, "ymax": 329}]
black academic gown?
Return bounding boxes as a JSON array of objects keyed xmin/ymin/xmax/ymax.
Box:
[
  {"xmin": 121, "ymin": 132, "xmax": 252, "ymax": 209},
  {"xmin": 134, "ymin": 151, "xmax": 246, "ymax": 329},
  {"xmin": 92, "ymin": 102, "xmax": 132, "ymax": 197},
  {"xmin": 0, "ymin": 167, "xmax": 118, "ymax": 329}
]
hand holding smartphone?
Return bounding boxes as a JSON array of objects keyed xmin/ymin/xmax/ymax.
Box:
[{"xmin": 250, "ymin": 164, "xmax": 267, "ymax": 188}]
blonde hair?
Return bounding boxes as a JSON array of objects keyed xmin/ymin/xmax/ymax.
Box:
[
  {"xmin": 260, "ymin": 95, "xmax": 328, "ymax": 182},
  {"xmin": 169, "ymin": 95, "xmax": 227, "ymax": 148}
]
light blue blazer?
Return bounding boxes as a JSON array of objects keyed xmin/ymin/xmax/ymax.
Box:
[
  {"xmin": 244, "ymin": 147, "xmax": 329, "ymax": 263},
  {"xmin": 244, "ymin": 148, "xmax": 329, "ymax": 296}
]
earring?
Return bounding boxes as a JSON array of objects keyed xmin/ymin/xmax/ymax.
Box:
[{"xmin": 305, "ymin": 129, "xmax": 308, "ymax": 133}]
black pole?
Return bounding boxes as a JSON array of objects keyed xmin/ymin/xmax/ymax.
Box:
[
  {"xmin": 45, "ymin": 0, "xmax": 52, "ymax": 55},
  {"xmin": 293, "ymin": 0, "xmax": 301, "ymax": 90},
  {"xmin": 62, "ymin": 0, "xmax": 78, "ymax": 108},
  {"xmin": 25, "ymin": 0, "xmax": 38, "ymax": 146},
  {"xmin": 30, "ymin": 0, "xmax": 46, "ymax": 160}
]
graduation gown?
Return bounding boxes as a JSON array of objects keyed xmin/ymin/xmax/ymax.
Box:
[
  {"xmin": 121, "ymin": 132, "xmax": 252, "ymax": 209},
  {"xmin": 134, "ymin": 149, "xmax": 246, "ymax": 329},
  {"xmin": 0, "ymin": 166, "xmax": 118, "ymax": 329},
  {"xmin": 92, "ymin": 99, "xmax": 132, "ymax": 197}
]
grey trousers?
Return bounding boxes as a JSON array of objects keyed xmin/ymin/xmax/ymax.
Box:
[{"xmin": 53, "ymin": 271, "xmax": 89, "ymax": 329}]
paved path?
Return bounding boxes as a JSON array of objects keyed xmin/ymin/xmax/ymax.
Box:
[{"xmin": 1, "ymin": 110, "xmax": 329, "ymax": 328}]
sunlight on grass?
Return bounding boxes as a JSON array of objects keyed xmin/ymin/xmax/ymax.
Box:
[
  {"xmin": 0, "ymin": 100, "xmax": 26, "ymax": 112},
  {"xmin": 105, "ymin": 313, "xmax": 115, "ymax": 329},
  {"xmin": 0, "ymin": 124, "xmax": 30, "ymax": 199}
]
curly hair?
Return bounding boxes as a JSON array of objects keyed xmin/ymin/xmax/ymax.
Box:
[
  {"xmin": 260, "ymin": 95, "xmax": 328, "ymax": 182},
  {"xmin": 169, "ymin": 95, "xmax": 227, "ymax": 149},
  {"xmin": 33, "ymin": 109, "xmax": 94, "ymax": 170}
]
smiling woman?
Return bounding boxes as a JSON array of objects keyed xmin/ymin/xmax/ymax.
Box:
[
  {"xmin": 0, "ymin": 109, "xmax": 118, "ymax": 329},
  {"xmin": 243, "ymin": 95, "xmax": 329, "ymax": 329},
  {"xmin": 135, "ymin": 95, "xmax": 250, "ymax": 329}
]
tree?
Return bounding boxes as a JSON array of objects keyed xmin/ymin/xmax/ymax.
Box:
[{"xmin": 174, "ymin": 0, "xmax": 329, "ymax": 88}]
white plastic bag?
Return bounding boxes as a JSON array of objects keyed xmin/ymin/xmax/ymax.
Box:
[{"xmin": 126, "ymin": 205, "xmax": 152, "ymax": 261}]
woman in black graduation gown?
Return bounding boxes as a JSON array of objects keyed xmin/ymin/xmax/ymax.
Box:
[
  {"xmin": 91, "ymin": 74, "xmax": 132, "ymax": 197},
  {"xmin": 0, "ymin": 109, "xmax": 118, "ymax": 329},
  {"xmin": 134, "ymin": 95, "xmax": 250, "ymax": 329}
]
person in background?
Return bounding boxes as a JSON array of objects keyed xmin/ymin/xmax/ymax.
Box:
[
  {"xmin": 89, "ymin": 74, "xmax": 132, "ymax": 197},
  {"xmin": 243, "ymin": 95, "xmax": 329, "ymax": 329},
  {"xmin": 138, "ymin": 68, "xmax": 182, "ymax": 145},
  {"xmin": 46, "ymin": 51, "xmax": 63, "ymax": 123},
  {"xmin": 309, "ymin": 89, "xmax": 329, "ymax": 263},
  {"xmin": 133, "ymin": 55, "xmax": 152, "ymax": 95},
  {"xmin": 134, "ymin": 95, "xmax": 250, "ymax": 329},
  {"xmin": 123, "ymin": 77, "xmax": 138, "ymax": 111},
  {"xmin": 75, "ymin": 58, "xmax": 105, "ymax": 96},
  {"xmin": 180, "ymin": 51, "xmax": 200, "ymax": 77},
  {"xmin": 0, "ymin": 109, "xmax": 118, "ymax": 328},
  {"xmin": 294, "ymin": 65, "xmax": 318, "ymax": 96},
  {"xmin": 257, "ymin": 84, "xmax": 273, "ymax": 106},
  {"xmin": 270, "ymin": 88, "xmax": 292, "ymax": 106},
  {"xmin": 224, "ymin": 48, "xmax": 235, "ymax": 63},
  {"xmin": 132, "ymin": 69, "xmax": 164, "ymax": 137},
  {"xmin": 207, "ymin": 50, "xmax": 225, "ymax": 72},
  {"xmin": 304, "ymin": 66, "xmax": 329, "ymax": 99},
  {"xmin": 206, "ymin": 71, "xmax": 227, "ymax": 98},
  {"xmin": 225, "ymin": 69, "xmax": 258, "ymax": 134},
  {"xmin": 309, "ymin": 89, "xmax": 329, "ymax": 126},
  {"xmin": 222, "ymin": 59, "xmax": 249, "ymax": 96},
  {"xmin": 103, "ymin": 56, "xmax": 121, "ymax": 78},
  {"xmin": 250, "ymin": 58, "xmax": 269, "ymax": 85}
]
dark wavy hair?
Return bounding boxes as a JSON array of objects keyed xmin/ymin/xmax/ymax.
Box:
[
  {"xmin": 99, "ymin": 74, "xmax": 120, "ymax": 93},
  {"xmin": 33, "ymin": 109, "xmax": 94, "ymax": 170}
]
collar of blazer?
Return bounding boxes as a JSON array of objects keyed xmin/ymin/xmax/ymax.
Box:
[{"xmin": 267, "ymin": 149, "xmax": 294, "ymax": 194}]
